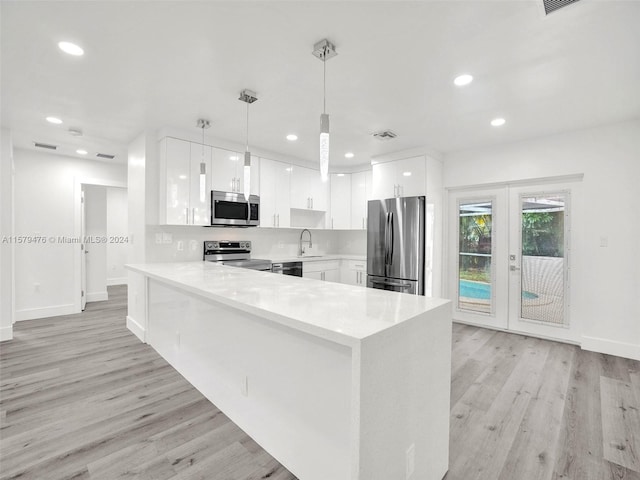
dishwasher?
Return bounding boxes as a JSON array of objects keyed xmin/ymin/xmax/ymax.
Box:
[{"xmin": 271, "ymin": 261, "xmax": 303, "ymax": 277}]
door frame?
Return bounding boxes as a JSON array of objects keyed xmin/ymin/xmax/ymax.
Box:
[
  {"xmin": 73, "ymin": 177, "xmax": 126, "ymax": 313},
  {"xmin": 445, "ymin": 175, "xmax": 583, "ymax": 344}
]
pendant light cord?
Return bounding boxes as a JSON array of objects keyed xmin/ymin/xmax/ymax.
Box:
[
  {"xmin": 246, "ymin": 102, "xmax": 250, "ymax": 152},
  {"xmin": 323, "ymin": 46, "xmax": 327, "ymax": 114}
]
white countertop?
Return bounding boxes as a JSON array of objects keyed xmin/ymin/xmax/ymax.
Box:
[
  {"xmin": 259, "ymin": 254, "xmax": 366, "ymax": 263},
  {"xmin": 127, "ymin": 262, "xmax": 449, "ymax": 347}
]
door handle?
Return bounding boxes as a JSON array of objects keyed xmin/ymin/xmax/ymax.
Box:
[
  {"xmin": 388, "ymin": 211, "xmax": 394, "ymax": 264},
  {"xmin": 510, "ymin": 265, "xmax": 520, "ymax": 271}
]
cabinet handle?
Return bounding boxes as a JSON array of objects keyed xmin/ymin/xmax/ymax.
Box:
[
  {"xmin": 311, "ymin": 197, "xmax": 314, "ymax": 209},
  {"xmin": 273, "ymin": 213, "xmax": 276, "ymax": 227},
  {"xmin": 332, "ymin": 218, "xmax": 334, "ymax": 229},
  {"xmin": 185, "ymin": 207, "xmax": 189, "ymax": 224},
  {"xmin": 192, "ymin": 208, "xmax": 195, "ymax": 224},
  {"xmin": 277, "ymin": 214, "xmax": 280, "ymax": 227},
  {"xmin": 321, "ymin": 272, "xmax": 325, "ymax": 281}
]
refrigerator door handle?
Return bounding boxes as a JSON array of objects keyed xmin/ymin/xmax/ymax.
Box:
[
  {"xmin": 384, "ymin": 212, "xmax": 390, "ymax": 265},
  {"xmin": 388, "ymin": 211, "xmax": 394, "ymax": 265},
  {"xmin": 370, "ymin": 278, "xmax": 412, "ymax": 289}
]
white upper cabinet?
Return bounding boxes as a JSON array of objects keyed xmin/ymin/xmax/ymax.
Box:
[
  {"xmin": 290, "ymin": 165, "xmax": 328, "ymax": 211},
  {"xmin": 211, "ymin": 148, "xmax": 260, "ymax": 195},
  {"xmin": 159, "ymin": 137, "xmax": 212, "ymax": 225},
  {"xmin": 371, "ymin": 156, "xmax": 426, "ymax": 199},
  {"xmin": 351, "ymin": 170, "xmax": 372, "ymax": 230},
  {"xmin": 259, "ymin": 158, "xmax": 291, "ymax": 228},
  {"xmin": 329, "ymin": 174, "xmax": 351, "ymax": 229}
]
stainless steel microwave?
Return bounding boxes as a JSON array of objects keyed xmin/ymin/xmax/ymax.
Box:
[{"xmin": 211, "ymin": 190, "xmax": 260, "ymax": 227}]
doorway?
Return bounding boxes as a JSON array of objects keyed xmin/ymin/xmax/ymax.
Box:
[{"xmin": 448, "ymin": 181, "xmax": 576, "ymax": 342}]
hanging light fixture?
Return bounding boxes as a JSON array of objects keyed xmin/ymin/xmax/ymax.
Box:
[
  {"xmin": 313, "ymin": 39, "xmax": 337, "ymax": 182},
  {"xmin": 239, "ymin": 89, "xmax": 258, "ymax": 201},
  {"xmin": 196, "ymin": 118, "xmax": 210, "ymax": 203}
]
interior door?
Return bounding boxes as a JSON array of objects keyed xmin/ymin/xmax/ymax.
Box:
[
  {"xmin": 80, "ymin": 187, "xmax": 87, "ymax": 311},
  {"xmin": 507, "ymin": 185, "xmax": 573, "ymax": 341}
]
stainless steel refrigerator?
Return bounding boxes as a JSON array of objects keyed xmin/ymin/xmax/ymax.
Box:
[{"xmin": 367, "ymin": 196, "xmax": 425, "ymax": 295}]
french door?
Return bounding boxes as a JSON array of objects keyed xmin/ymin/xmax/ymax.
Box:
[{"xmin": 449, "ymin": 183, "xmax": 575, "ymax": 342}]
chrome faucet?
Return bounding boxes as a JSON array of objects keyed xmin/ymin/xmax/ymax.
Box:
[{"xmin": 299, "ymin": 229, "xmax": 312, "ymax": 256}]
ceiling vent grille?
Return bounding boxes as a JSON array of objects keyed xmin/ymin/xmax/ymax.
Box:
[
  {"xmin": 96, "ymin": 153, "xmax": 115, "ymax": 159},
  {"xmin": 372, "ymin": 130, "xmax": 398, "ymax": 140},
  {"xmin": 542, "ymin": 0, "xmax": 581, "ymax": 15},
  {"xmin": 34, "ymin": 142, "xmax": 57, "ymax": 150}
]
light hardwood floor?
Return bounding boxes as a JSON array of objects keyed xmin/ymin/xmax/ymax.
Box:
[{"xmin": 1, "ymin": 286, "xmax": 639, "ymax": 480}]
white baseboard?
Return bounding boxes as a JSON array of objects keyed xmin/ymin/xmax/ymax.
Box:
[
  {"xmin": 581, "ymin": 335, "xmax": 640, "ymax": 361},
  {"xmin": 0, "ymin": 325, "xmax": 13, "ymax": 341},
  {"xmin": 86, "ymin": 291, "xmax": 108, "ymax": 302},
  {"xmin": 107, "ymin": 277, "xmax": 128, "ymax": 286},
  {"xmin": 15, "ymin": 304, "xmax": 76, "ymax": 321},
  {"xmin": 126, "ymin": 315, "xmax": 145, "ymax": 343}
]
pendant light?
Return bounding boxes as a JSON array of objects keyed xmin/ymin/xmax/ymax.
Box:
[
  {"xmin": 313, "ymin": 39, "xmax": 337, "ymax": 182},
  {"xmin": 239, "ymin": 89, "xmax": 258, "ymax": 201},
  {"xmin": 196, "ymin": 119, "xmax": 210, "ymax": 204}
]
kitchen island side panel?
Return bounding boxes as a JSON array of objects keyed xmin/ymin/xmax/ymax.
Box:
[
  {"xmin": 148, "ymin": 279, "xmax": 352, "ymax": 480},
  {"xmin": 357, "ymin": 302, "xmax": 452, "ymax": 480}
]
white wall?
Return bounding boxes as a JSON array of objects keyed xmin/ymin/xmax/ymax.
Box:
[
  {"xmin": 84, "ymin": 185, "xmax": 108, "ymax": 302},
  {"xmin": 0, "ymin": 128, "xmax": 14, "ymax": 340},
  {"xmin": 443, "ymin": 119, "xmax": 640, "ymax": 360},
  {"xmin": 13, "ymin": 148, "xmax": 126, "ymax": 320},
  {"xmin": 106, "ymin": 187, "xmax": 128, "ymax": 285}
]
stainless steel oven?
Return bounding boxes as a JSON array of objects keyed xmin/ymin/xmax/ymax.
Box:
[{"xmin": 211, "ymin": 190, "xmax": 259, "ymax": 227}]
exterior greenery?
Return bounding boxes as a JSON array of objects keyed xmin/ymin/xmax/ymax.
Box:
[
  {"xmin": 459, "ymin": 213, "xmax": 492, "ymax": 283},
  {"xmin": 521, "ymin": 211, "xmax": 564, "ymax": 257}
]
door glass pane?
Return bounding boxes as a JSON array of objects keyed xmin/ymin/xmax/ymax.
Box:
[
  {"xmin": 520, "ymin": 194, "xmax": 565, "ymax": 324},
  {"xmin": 458, "ymin": 201, "xmax": 493, "ymax": 314}
]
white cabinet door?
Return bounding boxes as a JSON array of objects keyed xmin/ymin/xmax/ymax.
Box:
[
  {"xmin": 330, "ymin": 174, "xmax": 351, "ymax": 229},
  {"xmin": 396, "ymin": 156, "xmax": 426, "ymax": 197},
  {"xmin": 340, "ymin": 259, "xmax": 367, "ymax": 286},
  {"xmin": 323, "ymin": 268, "xmax": 340, "ymax": 283},
  {"xmin": 351, "ymin": 170, "xmax": 372, "ymax": 230},
  {"xmin": 372, "ymin": 157, "xmax": 426, "ymax": 199},
  {"xmin": 160, "ymin": 137, "xmax": 191, "ymax": 225},
  {"xmin": 371, "ymin": 161, "xmax": 396, "ymax": 200},
  {"xmin": 211, "ymin": 147, "xmax": 242, "ymax": 193},
  {"xmin": 260, "ymin": 158, "xmax": 291, "ymax": 228},
  {"xmin": 290, "ymin": 165, "xmax": 327, "ymax": 211},
  {"xmin": 189, "ymin": 143, "xmax": 212, "ymax": 225},
  {"xmin": 303, "ymin": 270, "xmax": 323, "ymax": 280}
]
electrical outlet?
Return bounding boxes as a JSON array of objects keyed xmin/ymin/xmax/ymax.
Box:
[
  {"xmin": 177, "ymin": 240, "xmax": 184, "ymax": 251},
  {"xmin": 155, "ymin": 233, "xmax": 163, "ymax": 244},
  {"xmin": 190, "ymin": 240, "xmax": 198, "ymax": 251},
  {"xmin": 241, "ymin": 376, "xmax": 249, "ymax": 397},
  {"xmin": 163, "ymin": 233, "xmax": 173, "ymax": 244},
  {"xmin": 406, "ymin": 443, "xmax": 415, "ymax": 479}
]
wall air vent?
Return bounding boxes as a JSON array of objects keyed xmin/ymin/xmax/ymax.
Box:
[
  {"xmin": 542, "ymin": 0, "xmax": 581, "ymax": 15},
  {"xmin": 372, "ymin": 130, "xmax": 398, "ymax": 140},
  {"xmin": 34, "ymin": 142, "xmax": 57, "ymax": 150},
  {"xmin": 96, "ymin": 153, "xmax": 115, "ymax": 159}
]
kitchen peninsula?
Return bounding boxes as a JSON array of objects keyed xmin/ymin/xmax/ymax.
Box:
[{"xmin": 126, "ymin": 261, "xmax": 452, "ymax": 480}]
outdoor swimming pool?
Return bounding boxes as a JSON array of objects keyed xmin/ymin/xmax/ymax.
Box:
[{"xmin": 459, "ymin": 280, "xmax": 538, "ymax": 300}]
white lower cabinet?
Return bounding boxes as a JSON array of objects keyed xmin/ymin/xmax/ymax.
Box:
[
  {"xmin": 303, "ymin": 260, "xmax": 340, "ymax": 282},
  {"xmin": 340, "ymin": 259, "xmax": 367, "ymax": 287}
]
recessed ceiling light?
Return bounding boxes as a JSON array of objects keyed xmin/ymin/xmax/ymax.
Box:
[
  {"xmin": 344, "ymin": 152, "xmax": 354, "ymax": 159},
  {"xmin": 454, "ymin": 74, "xmax": 473, "ymax": 86},
  {"xmin": 337, "ymin": 173, "xmax": 345, "ymax": 177},
  {"xmin": 403, "ymin": 171, "xmax": 412, "ymax": 177},
  {"xmin": 58, "ymin": 41, "xmax": 84, "ymax": 56},
  {"xmin": 286, "ymin": 134, "xmax": 298, "ymax": 141},
  {"xmin": 285, "ymin": 167, "xmax": 292, "ymax": 172},
  {"xmin": 76, "ymin": 149, "xmax": 88, "ymax": 155},
  {"xmin": 46, "ymin": 116, "xmax": 63, "ymax": 124},
  {"xmin": 491, "ymin": 118, "xmax": 506, "ymax": 127},
  {"xmin": 229, "ymin": 155, "xmax": 239, "ymax": 161}
]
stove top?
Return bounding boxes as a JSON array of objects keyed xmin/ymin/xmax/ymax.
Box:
[{"xmin": 203, "ymin": 240, "xmax": 272, "ymax": 271}]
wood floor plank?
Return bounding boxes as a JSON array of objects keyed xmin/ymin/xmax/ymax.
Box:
[{"xmin": 600, "ymin": 376, "xmax": 640, "ymax": 473}]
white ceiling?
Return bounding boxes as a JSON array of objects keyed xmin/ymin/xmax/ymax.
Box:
[{"xmin": 2, "ymin": 1, "xmax": 639, "ymax": 169}]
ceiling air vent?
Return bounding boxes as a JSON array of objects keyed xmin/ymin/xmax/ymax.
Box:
[
  {"xmin": 542, "ymin": 0, "xmax": 581, "ymax": 15},
  {"xmin": 96, "ymin": 153, "xmax": 115, "ymax": 159},
  {"xmin": 372, "ymin": 130, "xmax": 398, "ymax": 140},
  {"xmin": 34, "ymin": 142, "xmax": 57, "ymax": 150}
]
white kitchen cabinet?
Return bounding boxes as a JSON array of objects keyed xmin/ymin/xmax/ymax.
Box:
[
  {"xmin": 290, "ymin": 165, "xmax": 328, "ymax": 211},
  {"xmin": 259, "ymin": 158, "xmax": 291, "ymax": 228},
  {"xmin": 211, "ymin": 147, "xmax": 260, "ymax": 195},
  {"xmin": 371, "ymin": 155, "xmax": 426, "ymax": 199},
  {"xmin": 159, "ymin": 137, "xmax": 212, "ymax": 225},
  {"xmin": 329, "ymin": 174, "xmax": 351, "ymax": 229},
  {"xmin": 340, "ymin": 259, "xmax": 367, "ymax": 287},
  {"xmin": 303, "ymin": 260, "xmax": 340, "ymax": 283},
  {"xmin": 351, "ymin": 170, "xmax": 372, "ymax": 230}
]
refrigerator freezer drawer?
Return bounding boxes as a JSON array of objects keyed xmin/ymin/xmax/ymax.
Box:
[{"xmin": 367, "ymin": 275, "xmax": 420, "ymax": 295}]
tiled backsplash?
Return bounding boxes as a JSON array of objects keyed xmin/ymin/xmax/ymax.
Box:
[{"xmin": 146, "ymin": 225, "xmax": 366, "ymax": 262}]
